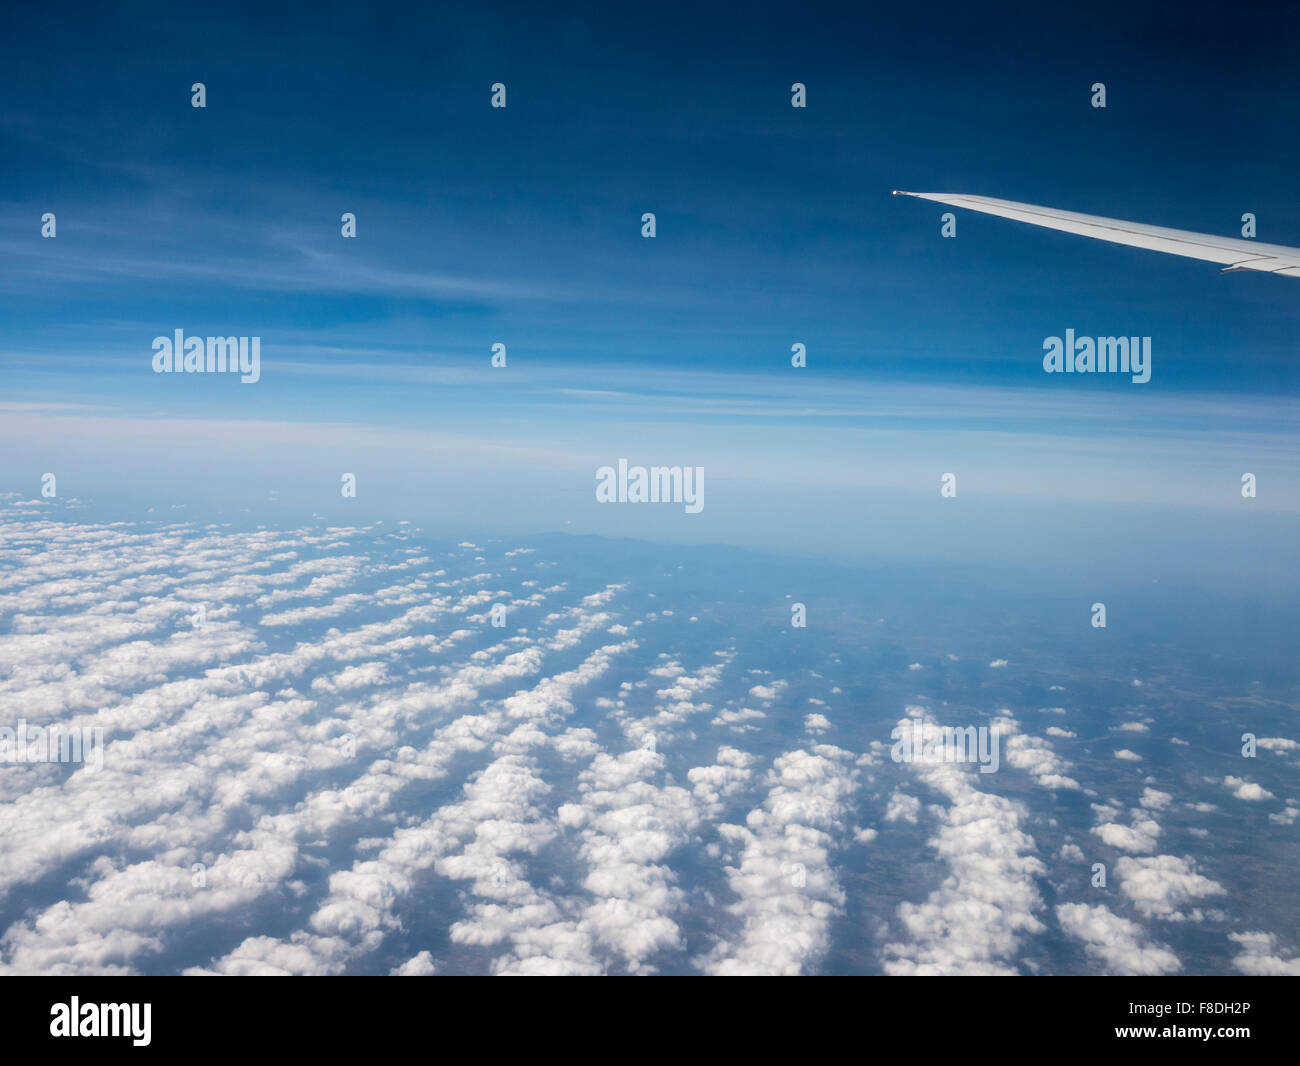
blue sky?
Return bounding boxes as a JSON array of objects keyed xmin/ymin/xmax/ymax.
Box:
[{"xmin": 2, "ymin": 0, "xmax": 1298, "ymax": 569}]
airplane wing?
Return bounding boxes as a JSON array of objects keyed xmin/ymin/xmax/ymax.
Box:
[{"xmin": 892, "ymin": 191, "xmax": 1300, "ymax": 278}]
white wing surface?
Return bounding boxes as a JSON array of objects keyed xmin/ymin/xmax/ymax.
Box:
[{"xmin": 893, "ymin": 191, "xmax": 1300, "ymax": 278}]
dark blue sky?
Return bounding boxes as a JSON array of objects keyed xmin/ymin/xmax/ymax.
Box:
[{"xmin": 4, "ymin": 0, "xmax": 1298, "ymax": 392}]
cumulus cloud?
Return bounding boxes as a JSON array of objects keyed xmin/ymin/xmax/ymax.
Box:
[
  {"xmin": 0, "ymin": 509, "xmax": 646, "ymax": 975},
  {"xmin": 884, "ymin": 791, "xmax": 922, "ymax": 824},
  {"xmin": 391, "ymin": 951, "xmax": 437, "ymax": 975},
  {"xmin": 1091, "ymin": 808, "xmax": 1161, "ymax": 854},
  {"xmin": 1057, "ymin": 903, "xmax": 1180, "ymax": 975},
  {"xmin": 1228, "ymin": 932, "xmax": 1300, "ymax": 975},
  {"xmin": 882, "ymin": 713, "xmax": 1046, "ymax": 975},
  {"xmin": 1139, "ymin": 788, "xmax": 1172, "ymax": 811},
  {"xmin": 1223, "ymin": 776, "xmax": 1275, "ymax": 801},
  {"xmin": 1116, "ymin": 855, "xmax": 1226, "ymax": 920},
  {"xmin": 0, "ymin": 504, "xmax": 1286, "ymax": 978},
  {"xmin": 702, "ymin": 746, "xmax": 861, "ymax": 975},
  {"xmin": 998, "ymin": 717, "xmax": 1080, "ymax": 791}
]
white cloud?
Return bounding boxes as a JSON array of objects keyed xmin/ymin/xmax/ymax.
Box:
[
  {"xmin": 1057, "ymin": 903, "xmax": 1180, "ymax": 975},
  {"xmin": 882, "ymin": 714, "xmax": 1045, "ymax": 975},
  {"xmin": 0, "ymin": 510, "xmax": 642, "ymax": 975},
  {"xmin": 884, "ymin": 791, "xmax": 922, "ymax": 824},
  {"xmin": 1139, "ymin": 788, "xmax": 1173, "ymax": 811},
  {"xmin": 391, "ymin": 951, "xmax": 436, "ymax": 975},
  {"xmin": 1223, "ymin": 776, "xmax": 1275, "ymax": 801},
  {"xmin": 1091, "ymin": 820, "xmax": 1160, "ymax": 854},
  {"xmin": 702, "ymin": 746, "xmax": 860, "ymax": 975},
  {"xmin": 1116, "ymin": 855, "xmax": 1226, "ymax": 920},
  {"xmin": 1001, "ymin": 722, "xmax": 1081, "ymax": 791},
  {"xmin": 1228, "ymin": 932, "xmax": 1300, "ymax": 975}
]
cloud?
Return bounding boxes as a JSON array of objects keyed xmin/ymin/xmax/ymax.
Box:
[
  {"xmin": 688, "ymin": 747, "xmax": 756, "ymax": 813},
  {"xmin": 0, "ymin": 503, "xmax": 1287, "ymax": 977},
  {"xmin": 1223, "ymin": 776, "xmax": 1275, "ymax": 801},
  {"xmin": 997, "ymin": 717, "xmax": 1080, "ymax": 790},
  {"xmin": 1116, "ymin": 855, "xmax": 1226, "ymax": 920},
  {"xmin": 0, "ymin": 508, "xmax": 646, "ymax": 975},
  {"xmin": 1057, "ymin": 903, "xmax": 1180, "ymax": 975},
  {"xmin": 1091, "ymin": 805, "xmax": 1161, "ymax": 854},
  {"xmin": 390, "ymin": 951, "xmax": 437, "ymax": 975},
  {"xmin": 1139, "ymin": 788, "xmax": 1173, "ymax": 811},
  {"xmin": 882, "ymin": 713, "xmax": 1046, "ymax": 975},
  {"xmin": 701, "ymin": 746, "xmax": 860, "ymax": 975},
  {"xmin": 1228, "ymin": 932, "xmax": 1300, "ymax": 975},
  {"xmin": 884, "ymin": 791, "xmax": 922, "ymax": 824}
]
